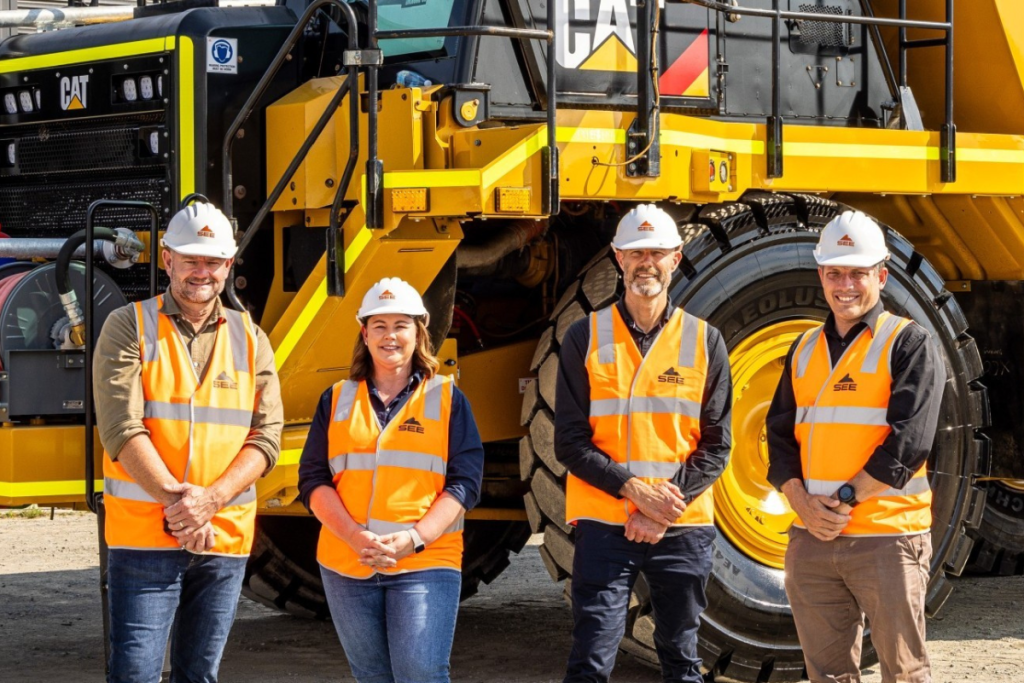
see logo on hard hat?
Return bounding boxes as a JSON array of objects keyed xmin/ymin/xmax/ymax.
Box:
[
  {"xmin": 837, "ymin": 234, "xmax": 855, "ymax": 247},
  {"xmin": 379, "ymin": 290, "xmax": 395, "ymax": 300},
  {"xmin": 197, "ymin": 225, "xmax": 215, "ymax": 239},
  {"xmin": 637, "ymin": 221, "xmax": 655, "ymax": 232}
]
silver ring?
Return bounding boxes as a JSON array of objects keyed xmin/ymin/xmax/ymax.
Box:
[{"xmin": 178, "ymin": 521, "xmax": 184, "ymax": 530}]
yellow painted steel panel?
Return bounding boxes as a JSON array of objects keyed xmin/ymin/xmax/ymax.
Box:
[
  {"xmin": 0, "ymin": 38, "xmax": 170, "ymax": 73},
  {"xmin": 0, "ymin": 426, "xmax": 102, "ymax": 506},
  {"xmin": 178, "ymin": 37, "xmax": 195, "ymax": 199},
  {"xmin": 457, "ymin": 340, "xmax": 536, "ymax": 443}
]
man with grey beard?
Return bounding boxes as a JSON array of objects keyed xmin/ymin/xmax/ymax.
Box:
[
  {"xmin": 554, "ymin": 204, "xmax": 732, "ymax": 683},
  {"xmin": 94, "ymin": 199, "xmax": 282, "ymax": 682}
]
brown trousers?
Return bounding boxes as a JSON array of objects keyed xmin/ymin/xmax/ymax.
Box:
[{"xmin": 784, "ymin": 528, "xmax": 932, "ymax": 683}]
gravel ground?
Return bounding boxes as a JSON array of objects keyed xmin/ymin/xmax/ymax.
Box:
[{"xmin": 2, "ymin": 512, "xmax": 1022, "ymax": 682}]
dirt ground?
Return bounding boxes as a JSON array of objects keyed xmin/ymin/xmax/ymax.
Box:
[{"xmin": 2, "ymin": 512, "xmax": 1022, "ymax": 683}]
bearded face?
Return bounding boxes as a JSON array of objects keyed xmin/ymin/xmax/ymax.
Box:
[
  {"xmin": 625, "ymin": 260, "xmax": 672, "ymax": 297},
  {"xmin": 162, "ymin": 250, "xmax": 231, "ymax": 305},
  {"xmin": 615, "ymin": 248, "xmax": 681, "ymax": 299}
]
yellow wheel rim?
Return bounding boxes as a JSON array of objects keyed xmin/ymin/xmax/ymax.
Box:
[{"xmin": 714, "ymin": 320, "xmax": 819, "ymax": 569}]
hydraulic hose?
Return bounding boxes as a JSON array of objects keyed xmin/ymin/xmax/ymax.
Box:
[{"xmin": 54, "ymin": 227, "xmax": 135, "ymax": 347}]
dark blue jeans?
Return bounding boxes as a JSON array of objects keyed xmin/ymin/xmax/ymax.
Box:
[
  {"xmin": 321, "ymin": 566, "xmax": 461, "ymax": 683},
  {"xmin": 106, "ymin": 548, "xmax": 247, "ymax": 683},
  {"xmin": 564, "ymin": 522, "xmax": 716, "ymax": 683}
]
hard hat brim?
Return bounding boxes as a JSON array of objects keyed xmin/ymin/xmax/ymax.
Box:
[
  {"xmin": 356, "ymin": 308, "xmax": 430, "ymax": 326},
  {"xmin": 612, "ymin": 237, "xmax": 683, "ymax": 251},
  {"xmin": 813, "ymin": 251, "xmax": 889, "ymax": 268},
  {"xmin": 162, "ymin": 242, "xmax": 238, "ymax": 259}
]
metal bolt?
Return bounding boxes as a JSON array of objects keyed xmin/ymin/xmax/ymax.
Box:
[
  {"xmin": 290, "ymin": 181, "xmax": 296, "ymax": 191},
  {"xmin": 628, "ymin": 163, "xmax": 637, "ymax": 173},
  {"xmin": 234, "ymin": 185, "xmax": 247, "ymax": 199},
  {"xmin": 236, "ymin": 129, "xmax": 245, "ymax": 140},
  {"xmin": 445, "ymin": 359, "xmax": 457, "ymax": 366},
  {"xmin": 235, "ymin": 276, "xmax": 248, "ymax": 290},
  {"xmin": 325, "ymin": 178, "xmax": 335, "ymax": 188},
  {"xmin": 285, "ymin": 53, "xmax": 293, "ymax": 61}
]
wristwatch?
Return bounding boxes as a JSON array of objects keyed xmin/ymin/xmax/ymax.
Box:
[
  {"xmin": 408, "ymin": 528, "xmax": 426, "ymax": 554},
  {"xmin": 836, "ymin": 483, "xmax": 859, "ymax": 508}
]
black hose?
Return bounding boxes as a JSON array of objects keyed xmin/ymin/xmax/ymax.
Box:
[{"xmin": 55, "ymin": 227, "xmax": 118, "ymax": 296}]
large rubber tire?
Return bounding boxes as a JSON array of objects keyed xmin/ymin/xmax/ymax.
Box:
[
  {"xmin": 965, "ymin": 482, "xmax": 1024, "ymax": 575},
  {"xmin": 521, "ymin": 193, "xmax": 988, "ymax": 682},
  {"xmin": 243, "ymin": 516, "xmax": 531, "ymax": 617}
]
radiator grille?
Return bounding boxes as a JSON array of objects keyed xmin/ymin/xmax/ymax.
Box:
[
  {"xmin": 798, "ymin": 4, "xmax": 848, "ymax": 48},
  {"xmin": 12, "ymin": 117, "xmax": 166, "ymax": 176}
]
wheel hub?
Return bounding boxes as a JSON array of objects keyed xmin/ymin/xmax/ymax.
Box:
[{"xmin": 715, "ymin": 320, "xmax": 819, "ymax": 569}]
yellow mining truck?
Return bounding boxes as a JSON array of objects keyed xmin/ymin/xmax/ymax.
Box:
[{"xmin": 1, "ymin": 0, "xmax": 1022, "ymax": 679}]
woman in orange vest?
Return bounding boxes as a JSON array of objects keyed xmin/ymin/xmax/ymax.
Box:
[{"xmin": 297, "ymin": 277, "xmax": 484, "ymax": 683}]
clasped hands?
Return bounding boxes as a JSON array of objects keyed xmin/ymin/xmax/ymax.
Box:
[
  {"xmin": 162, "ymin": 482, "xmax": 222, "ymax": 553},
  {"xmin": 621, "ymin": 480, "xmax": 687, "ymax": 545},
  {"xmin": 349, "ymin": 529, "xmax": 417, "ymax": 568}
]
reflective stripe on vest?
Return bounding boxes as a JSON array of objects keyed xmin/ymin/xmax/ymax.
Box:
[
  {"xmin": 567, "ymin": 305, "xmax": 714, "ymax": 527},
  {"xmin": 318, "ymin": 374, "xmax": 462, "ymax": 578},
  {"xmin": 104, "ymin": 477, "xmax": 257, "ymax": 507},
  {"xmin": 791, "ymin": 312, "xmax": 932, "ymax": 536},
  {"xmin": 103, "ymin": 295, "xmax": 259, "ymax": 555}
]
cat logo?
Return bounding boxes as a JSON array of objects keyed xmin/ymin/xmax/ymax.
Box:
[
  {"xmin": 554, "ymin": 0, "xmax": 710, "ymax": 97},
  {"xmin": 657, "ymin": 367, "xmax": 685, "ymax": 385},
  {"xmin": 833, "ymin": 374, "xmax": 857, "ymax": 391},
  {"xmin": 379, "ymin": 289, "xmax": 396, "ymax": 300},
  {"xmin": 60, "ymin": 74, "xmax": 89, "ymax": 111},
  {"xmin": 197, "ymin": 225, "xmax": 215, "ymax": 239},
  {"xmin": 213, "ymin": 371, "xmax": 238, "ymax": 390},
  {"xmin": 398, "ymin": 417, "xmax": 425, "ymax": 434},
  {"xmin": 837, "ymin": 234, "xmax": 856, "ymax": 247},
  {"xmin": 637, "ymin": 220, "xmax": 655, "ymax": 232}
]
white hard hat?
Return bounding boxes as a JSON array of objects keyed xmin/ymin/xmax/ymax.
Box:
[
  {"xmin": 612, "ymin": 204, "xmax": 682, "ymax": 251},
  {"xmin": 161, "ymin": 202, "xmax": 237, "ymax": 259},
  {"xmin": 813, "ymin": 210, "xmax": 889, "ymax": 268},
  {"xmin": 357, "ymin": 277, "xmax": 429, "ymax": 324}
]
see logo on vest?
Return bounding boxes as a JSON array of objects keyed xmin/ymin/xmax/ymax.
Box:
[
  {"xmin": 657, "ymin": 367, "xmax": 685, "ymax": 385},
  {"xmin": 834, "ymin": 374, "xmax": 857, "ymax": 391},
  {"xmin": 213, "ymin": 371, "xmax": 238, "ymax": 390},
  {"xmin": 637, "ymin": 221, "xmax": 655, "ymax": 232},
  {"xmin": 398, "ymin": 417, "xmax": 425, "ymax": 434},
  {"xmin": 837, "ymin": 234, "xmax": 855, "ymax": 247},
  {"xmin": 197, "ymin": 225, "xmax": 215, "ymax": 239}
]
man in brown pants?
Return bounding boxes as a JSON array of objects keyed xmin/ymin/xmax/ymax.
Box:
[{"xmin": 766, "ymin": 210, "xmax": 945, "ymax": 683}]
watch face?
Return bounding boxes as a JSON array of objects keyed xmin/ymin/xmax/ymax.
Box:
[{"xmin": 838, "ymin": 484, "xmax": 855, "ymax": 503}]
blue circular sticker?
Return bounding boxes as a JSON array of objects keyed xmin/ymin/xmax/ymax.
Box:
[{"xmin": 211, "ymin": 39, "xmax": 234, "ymax": 65}]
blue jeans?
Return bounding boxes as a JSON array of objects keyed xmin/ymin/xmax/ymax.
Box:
[
  {"xmin": 107, "ymin": 549, "xmax": 247, "ymax": 683},
  {"xmin": 321, "ymin": 566, "xmax": 461, "ymax": 683},
  {"xmin": 565, "ymin": 522, "xmax": 716, "ymax": 683}
]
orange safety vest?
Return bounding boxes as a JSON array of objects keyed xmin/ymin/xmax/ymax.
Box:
[
  {"xmin": 790, "ymin": 311, "xmax": 932, "ymax": 536},
  {"xmin": 318, "ymin": 374, "xmax": 463, "ymax": 578},
  {"xmin": 566, "ymin": 305, "xmax": 714, "ymax": 527},
  {"xmin": 103, "ymin": 295, "xmax": 259, "ymax": 556}
]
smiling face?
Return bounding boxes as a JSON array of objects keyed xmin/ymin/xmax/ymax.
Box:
[
  {"xmin": 615, "ymin": 247, "xmax": 682, "ymax": 298},
  {"xmin": 162, "ymin": 248, "xmax": 231, "ymax": 306},
  {"xmin": 361, "ymin": 314, "xmax": 418, "ymax": 374},
  {"xmin": 819, "ymin": 263, "xmax": 887, "ymax": 334}
]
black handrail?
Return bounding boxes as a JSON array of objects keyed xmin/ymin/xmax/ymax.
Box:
[
  {"xmin": 84, "ymin": 200, "xmax": 160, "ymax": 514},
  {"xmin": 365, "ymin": 2, "xmax": 557, "ymax": 225},
  {"xmin": 222, "ymin": 0, "xmax": 361, "ymax": 311},
  {"xmin": 690, "ymin": 0, "xmax": 955, "ymax": 181}
]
